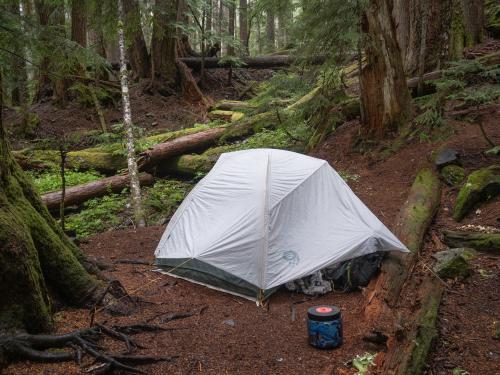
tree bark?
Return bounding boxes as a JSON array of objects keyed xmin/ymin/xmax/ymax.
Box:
[
  {"xmin": 118, "ymin": 0, "xmax": 145, "ymax": 227},
  {"xmin": 228, "ymin": 1, "xmax": 236, "ymax": 55},
  {"xmin": 71, "ymin": 0, "xmax": 87, "ymax": 47},
  {"xmin": 461, "ymin": 0, "xmax": 485, "ymax": 47},
  {"xmin": 266, "ymin": 8, "xmax": 275, "ymax": 52},
  {"xmin": 0, "ymin": 70, "xmax": 103, "ymax": 338},
  {"xmin": 151, "ymin": 0, "xmax": 179, "ymax": 87},
  {"xmin": 9, "ymin": 1, "xmax": 28, "ymax": 107},
  {"xmin": 122, "ymin": 0, "xmax": 151, "ymax": 78},
  {"xmin": 239, "ymin": 0, "xmax": 249, "ymax": 54},
  {"xmin": 360, "ymin": 0, "xmax": 412, "ymax": 139},
  {"xmin": 393, "ymin": 0, "xmax": 450, "ymax": 76},
  {"xmin": 41, "ymin": 173, "xmax": 154, "ymax": 211},
  {"xmin": 176, "ymin": 0, "xmax": 199, "ymax": 58}
]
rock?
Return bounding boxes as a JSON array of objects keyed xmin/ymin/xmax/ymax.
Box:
[
  {"xmin": 432, "ymin": 248, "xmax": 476, "ymax": 280},
  {"xmin": 223, "ymin": 319, "xmax": 235, "ymax": 327},
  {"xmin": 435, "ymin": 148, "xmax": 460, "ymax": 169},
  {"xmin": 453, "ymin": 165, "xmax": 500, "ymax": 221},
  {"xmin": 441, "ymin": 165, "xmax": 465, "ymax": 186}
]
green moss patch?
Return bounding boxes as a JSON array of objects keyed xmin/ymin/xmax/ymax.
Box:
[
  {"xmin": 441, "ymin": 165, "xmax": 465, "ymax": 186},
  {"xmin": 453, "ymin": 165, "xmax": 500, "ymax": 221}
]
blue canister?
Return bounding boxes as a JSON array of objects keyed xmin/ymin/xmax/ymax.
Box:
[{"xmin": 307, "ymin": 305, "xmax": 343, "ymax": 349}]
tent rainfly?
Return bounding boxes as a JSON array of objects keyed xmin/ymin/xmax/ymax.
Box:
[{"xmin": 155, "ymin": 149, "xmax": 408, "ymax": 302}]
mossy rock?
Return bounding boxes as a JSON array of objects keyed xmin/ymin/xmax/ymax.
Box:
[
  {"xmin": 433, "ymin": 248, "xmax": 476, "ymax": 279},
  {"xmin": 208, "ymin": 110, "xmax": 245, "ymax": 122},
  {"xmin": 453, "ymin": 165, "xmax": 500, "ymax": 221},
  {"xmin": 441, "ymin": 165, "xmax": 465, "ymax": 186},
  {"xmin": 485, "ymin": 146, "xmax": 500, "ymax": 156}
]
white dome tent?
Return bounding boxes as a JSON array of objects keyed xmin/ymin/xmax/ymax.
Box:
[{"xmin": 155, "ymin": 149, "xmax": 408, "ymax": 302}]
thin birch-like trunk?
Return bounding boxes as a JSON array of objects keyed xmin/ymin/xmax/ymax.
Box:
[{"xmin": 118, "ymin": 0, "xmax": 145, "ymax": 227}]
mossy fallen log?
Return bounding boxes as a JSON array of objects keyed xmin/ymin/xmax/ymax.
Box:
[
  {"xmin": 364, "ymin": 167, "xmax": 441, "ymax": 323},
  {"xmin": 41, "ymin": 173, "xmax": 154, "ymax": 211},
  {"xmin": 377, "ymin": 276, "xmax": 444, "ymax": 375},
  {"xmin": 453, "ymin": 165, "xmax": 500, "ymax": 221},
  {"xmin": 14, "ymin": 126, "xmax": 211, "ymax": 174},
  {"xmin": 212, "ymin": 100, "xmax": 256, "ymax": 111},
  {"xmin": 442, "ymin": 230, "xmax": 500, "ymax": 254},
  {"xmin": 208, "ymin": 110, "xmax": 245, "ymax": 122}
]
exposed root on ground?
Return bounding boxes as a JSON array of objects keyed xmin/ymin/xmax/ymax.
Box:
[{"xmin": 0, "ymin": 324, "xmax": 178, "ymax": 374}]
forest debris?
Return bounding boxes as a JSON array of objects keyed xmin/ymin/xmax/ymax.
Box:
[
  {"xmin": 41, "ymin": 173, "xmax": 154, "ymax": 211},
  {"xmin": 442, "ymin": 230, "xmax": 500, "ymax": 254},
  {"xmin": 453, "ymin": 165, "xmax": 500, "ymax": 221},
  {"xmin": 208, "ymin": 110, "xmax": 245, "ymax": 122}
]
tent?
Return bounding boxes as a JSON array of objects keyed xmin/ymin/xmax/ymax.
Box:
[{"xmin": 155, "ymin": 149, "xmax": 408, "ymax": 302}]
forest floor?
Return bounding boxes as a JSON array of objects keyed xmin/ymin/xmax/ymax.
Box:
[
  {"xmin": 4, "ymin": 98, "xmax": 499, "ymax": 374},
  {"xmin": 2, "ymin": 46, "xmax": 500, "ymax": 374}
]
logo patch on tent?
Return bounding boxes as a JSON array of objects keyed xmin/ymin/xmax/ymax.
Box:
[{"xmin": 282, "ymin": 250, "xmax": 300, "ymax": 266}]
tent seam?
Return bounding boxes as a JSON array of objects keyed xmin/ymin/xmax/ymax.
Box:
[{"xmin": 269, "ymin": 160, "xmax": 328, "ymax": 211}]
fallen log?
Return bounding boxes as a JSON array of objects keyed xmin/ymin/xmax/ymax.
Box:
[
  {"xmin": 212, "ymin": 100, "xmax": 257, "ymax": 111},
  {"xmin": 375, "ymin": 276, "xmax": 444, "ymax": 375},
  {"xmin": 177, "ymin": 55, "xmax": 326, "ymax": 70},
  {"xmin": 41, "ymin": 173, "xmax": 154, "ymax": 211},
  {"xmin": 442, "ymin": 230, "xmax": 500, "ymax": 254},
  {"xmin": 364, "ymin": 167, "xmax": 441, "ymax": 325},
  {"xmin": 453, "ymin": 165, "xmax": 500, "ymax": 221},
  {"xmin": 14, "ymin": 126, "xmax": 211, "ymax": 174}
]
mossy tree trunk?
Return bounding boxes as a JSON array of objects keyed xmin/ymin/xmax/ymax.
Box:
[
  {"xmin": 0, "ymin": 72, "xmax": 102, "ymax": 337},
  {"xmin": 360, "ymin": 0, "xmax": 413, "ymax": 139}
]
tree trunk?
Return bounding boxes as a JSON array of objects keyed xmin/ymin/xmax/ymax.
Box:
[
  {"xmin": 122, "ymin": 0, "xmax": 151, "ymax": 78},
  {"xmin": 42, "ymin": 173, "xmax": 154, "ymax": 211},
  {"xmin": 0, "ymin": 71, "xmax": 103, "ymax": 339},
  {"xmin": 9, "ymin": 1, "xmax": 28, "ymax": 107},
  {"xmin": 228, "ymin": 1, "xmax": 236, "ymax": 55},
  {"xmin": 71, "ymin": 0, "xmax": 87, "ymax": 47},
  {"xmin": 266, "ymin": 8, "xmax": 275, "ymax": 52},
  {"xmin": 206, "ymin": 0, "xmax": 212, "ymax": 33},
  {"xmin": 393, "ymin": 0, "xmax": 450, "ymax": 76},
  {"xmin": 118, "ymin": 0, "xmax": 145, "ymax": 227},
  {"xmin": 176, "ymin": 0, "xmax": 199, "ymax": 58},
  {"xmin": 360, "ymin": 0, "xmax": 412, "ymax": 139},
  {"xmin": 151, "ymin": 0, "xmax": 179, "ymax": 87},
  {"xmin": 461, "ymin": 0, "xmax": 485, "ymax": 47},
  {"xmin": 239, "ymin": 0, "xmax": 248, "ymax": 54}
]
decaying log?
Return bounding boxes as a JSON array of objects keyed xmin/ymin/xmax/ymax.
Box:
[
  {"xmin": 212, "ymin": 100, "xmax": 257, "ymax": 111},
  {"xmin": 442, "ymin": 230, "xmax": 500, "ymax": 254},
  {"xmin": 41, "ymin": 173, "xmax": 154, "ymax": 211},
  {"xmin": 14, "ymin": 126, "xmax": 212, "ymax": 174},
  {"xmin": 375, "ymin": 275, "xmax": 444, "ymax": 375},
  {"xmin": 364, "ymin": 167, "xmax": 441, "ymax": 325},
  {"xmin": 177, "ymin": 55, "xmax": 326, "ymax": 70}
]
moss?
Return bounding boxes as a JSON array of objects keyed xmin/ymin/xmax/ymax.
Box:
[
  {"xmin": 453, "ymin": 165, "xmax": 500, "ymax": 221},
  {"xmin": 406, "ymin": 282, "xmax": 443, "ymax": 375},
  {"xmin": 443, "ymin": 230, "xmax": 500, "ymax": 254},
  {"xmin": 208, "ymin": 110, "xmax": 246, "ymax": 122},
  {"xmin": 0, "ymin": 131, "xmax": 102, "ymax": 333},
  {"xmin": 441, "ymin": 165, "xmax": 465, "ymax": 186},
  {"xmin": 433, "ymin": 248, "xmax": 474, "ymax": 279}
]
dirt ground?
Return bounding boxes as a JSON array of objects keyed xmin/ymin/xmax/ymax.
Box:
[{"xmin": 4, "ymin": 98, "xmax": 499, "ymax": 374}]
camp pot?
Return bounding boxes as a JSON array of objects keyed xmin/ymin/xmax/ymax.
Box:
[{"xmin": 307, "ymin": 305, "xmax": 343, "ymax": 349}]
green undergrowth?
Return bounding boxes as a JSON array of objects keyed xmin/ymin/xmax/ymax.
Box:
[
  {"xmin": 65, "ymin": 179, "xmax": 192, "ymax": 238},
  {"xmin": 400, "ymin": 58, "xmax": 500, "ymax": 153},
  {"xmin": 28, "ymin": 169, "xmax": 103, "ymax": 194},
  {"xmin": 250, "ymin": 71, "xmax": 315, "ymax": 112}
]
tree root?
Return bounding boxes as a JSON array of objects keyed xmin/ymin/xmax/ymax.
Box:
[{"xmin": 0, "ymin": 324, "xmax": 177, "ymax": 373}]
